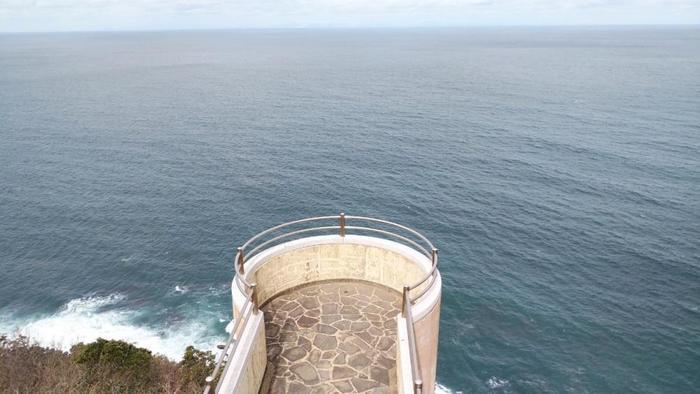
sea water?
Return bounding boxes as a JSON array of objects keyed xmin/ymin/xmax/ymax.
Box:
[{"xmin": 1, "ymin": 27, "xmax": 698, "ymax": 392}]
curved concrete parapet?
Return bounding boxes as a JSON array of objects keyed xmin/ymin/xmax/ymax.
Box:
[{"xmin": 231, "ymin": 234, "xmax": 442, "ymax": 393}]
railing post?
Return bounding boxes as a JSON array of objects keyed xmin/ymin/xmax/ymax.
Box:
[
  {"xmin": 203, "ymin": 376, "xmax": 214, "ymax": 394},
  {"xmin": 250, "ymin": 283, "xmax": 259, "ymax": 313},
  {"xmin": 401, "ymin": 285, "xmax": 409, "ymax": 317},
  {"xmin": 414, "ymin": 380, "xmax": 423, "ymax": 393},
  {"xmin": 339, "ymin": 212, "xmax": 346, "ymax": 237},
  {"xmin": 237, "ymin": 247, "xmax": 245, "ymax": 274},
  {"xmin": 431, "ymin": 248, "xmax": 438, "ymax": 267}
]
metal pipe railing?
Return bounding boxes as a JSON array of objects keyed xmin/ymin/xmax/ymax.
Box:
[
  {"xmin": 403, "ymin": 286, "xmax": 424, "ymax": 393},
  {"xmin": 203, "ymin": 285, "xmax": 258, "ymax": 394},
  {"xmin": 239, "ymin": 215, "xmax": 339, "ymax": 251},
  {"xmin": 246, "ymin": 226, "xmax": 340, "ymax": 259},
  {"xmin": 344, "ymin": 226, "xmax": 431, "ymax": 257},
  {"xmin": 235, "ymin": 214, "xmax": 435, "ymax": 281},
  {"xmin": 210, "ymin": 213, "xmax": 438, "ymax": 394}
]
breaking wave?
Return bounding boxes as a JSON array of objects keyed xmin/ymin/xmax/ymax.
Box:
[{"xmin": 0, "ymin": 294, "xmax": 224, "ymax": 360}]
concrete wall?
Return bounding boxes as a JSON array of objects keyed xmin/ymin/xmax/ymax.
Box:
[
  {"xmin": 231, "ymin": 235, "xmax": 442, "ymax": 393},
  {"xmin": 250, "ymin": 242, "xmax": 425, "ymax": 305},
  {"xmin": 414, "ymin": 300, "xmax": 441, "ymax": 394}
]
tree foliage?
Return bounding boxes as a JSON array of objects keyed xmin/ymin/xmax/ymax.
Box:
[
  {"xmin": 179, "ymin": 345, "xmax": 215, "ymax": 388},
  {"xmin": 0, "ymin": 335, "xmax": 214, "ymax": 393}
]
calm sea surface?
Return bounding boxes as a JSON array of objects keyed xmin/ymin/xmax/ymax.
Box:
[{"xmin": 1, "ymin": 27, "xmax": 699, "ymax": 393}]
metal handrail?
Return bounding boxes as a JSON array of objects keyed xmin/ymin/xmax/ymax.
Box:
[
  {"xmin": 235, "ymin": 214, "xmax": 435, "ymax": 288},
  {"xmin": 403, "ymin": 286, "xmax": 423, "ymax": 393},
  {"xmin": 343, "ymin": 226, "xmax": 431, "ymax": 257},
  {"xmin": 346, "ymin": 215, "xmax": 435, "ymax": 253},
  {"xmin": 246, "ymin": 225, "xmax": 341, "ymax": 262},
  {"xmin": 203, "ymin": 285, "xmax": 258, "ymax": 394},
  {"xmin": 212, "ymin": 213, "xmax": 438, "ymax": 394},
  {"xmin": 409, "ymin": 250, "xmax": 439, "ymax": 302},
  {"xmin": 240, "ymin": 215, "xmax": 339, "ymax": 251}
]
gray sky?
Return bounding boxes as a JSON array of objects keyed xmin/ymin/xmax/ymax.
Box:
[{"xmin": 1, "ymin": 0, "xmax": 698, "ymax": 32}]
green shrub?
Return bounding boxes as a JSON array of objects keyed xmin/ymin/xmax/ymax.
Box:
[
  {"xmin": 71, "ymin": 338, "xmax": 155, "ymax": 392},
  {"xmin": 179, "ymin": 345, "xmax": 215, "ymax": 389},
  {"xmin": 73, "ymin": 338, "xmax": 152, "ymax": 373}
]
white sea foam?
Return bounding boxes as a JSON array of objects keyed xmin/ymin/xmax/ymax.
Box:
[
  {"xmin": 225, "ymin": 319, "xmax": 235, "ymax": 333},
  {"xmin": 487, "ymin": 376, "xmax": 510, "ymax": 389},
  {"xmin": 435, "ymin": 382, "xmax": 460, "ymax": 393},
  {"xmin": 0, "ymin": 294, "xmax": 221, "ymax": 360},
  {"xmin": 174, "ymin": 285, "xmax": 188, "ymax": 294}
]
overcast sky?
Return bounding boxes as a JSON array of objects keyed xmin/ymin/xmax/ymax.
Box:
[{"xmin": 1, "ymin": 0, "xmax": 698, "ymax": 32}]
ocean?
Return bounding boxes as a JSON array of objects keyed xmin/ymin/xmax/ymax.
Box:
[{"xmin": 0, "ymin": 27, "xmax": 698, "ymax": 393}]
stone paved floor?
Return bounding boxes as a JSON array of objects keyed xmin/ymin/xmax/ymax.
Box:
[{"xmin": 261, "ymin": 281, "xmax": 401, "ymax": 393}]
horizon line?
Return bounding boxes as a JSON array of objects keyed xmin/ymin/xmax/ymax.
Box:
[{"xmin": 2, "ymin": 23, "xmax": 698, "ymax": 35}]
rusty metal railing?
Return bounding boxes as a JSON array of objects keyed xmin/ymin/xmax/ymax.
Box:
[{"xmin": 208, "ymin": 213, "xmax": 438, "ymax": 393}]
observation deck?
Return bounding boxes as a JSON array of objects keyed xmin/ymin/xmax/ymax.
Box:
[{"xmin": 204, "ymin": 214, "xmax": 442, "ymax": 394}]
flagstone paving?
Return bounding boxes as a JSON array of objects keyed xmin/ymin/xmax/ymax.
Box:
[{"xmin": 261, "ymin": 281, "xmax": 401, "ymax": 393}]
